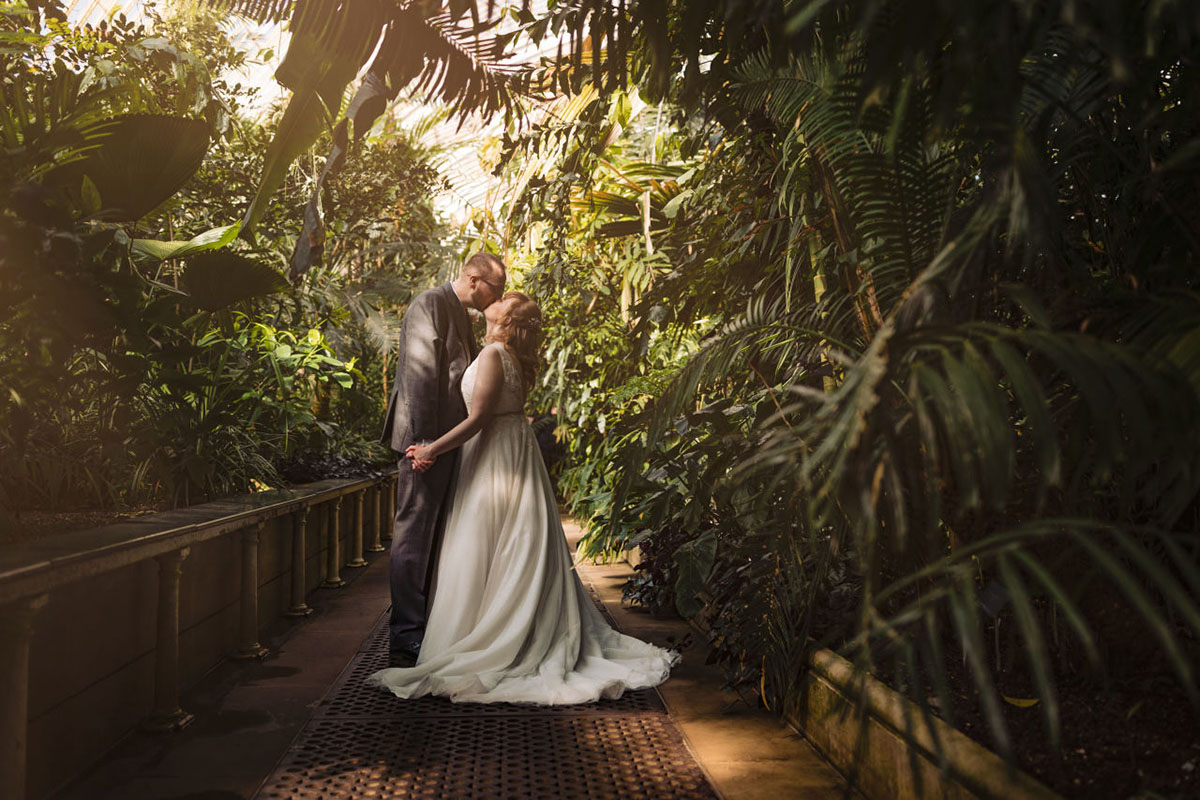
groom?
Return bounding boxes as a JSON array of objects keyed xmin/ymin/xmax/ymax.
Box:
[{"xmin": 380, "ymin": 253, "xmax": 507, "ymax": 664}]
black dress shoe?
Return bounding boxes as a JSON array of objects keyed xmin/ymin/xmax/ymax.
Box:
[{"xmin": 388, "ymin": 641, "xmax": 421, "ymax": 667}]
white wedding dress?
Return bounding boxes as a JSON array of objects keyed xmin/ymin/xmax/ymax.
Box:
[{"xmin": 369, "ymin": 342, "xmax": 679, "ymax": 705}]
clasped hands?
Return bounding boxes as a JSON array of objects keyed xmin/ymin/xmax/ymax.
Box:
[{"xmin": 406, "ymin": 442, "xmax": 436, "ymax": 473}]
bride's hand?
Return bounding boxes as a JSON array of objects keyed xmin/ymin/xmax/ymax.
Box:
[{"xmin": 406, "ymin": 443, "xmax": 436, "ymax": 472}]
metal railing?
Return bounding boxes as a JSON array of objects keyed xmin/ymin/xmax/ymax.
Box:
[{"xmin": 0, "ymin": 471, "xmax": 397, "ymax": 800}]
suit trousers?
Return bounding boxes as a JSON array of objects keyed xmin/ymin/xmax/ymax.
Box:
[{"xmin": 388, "ymin": 452, "xmax": 457, "ymax": 651}]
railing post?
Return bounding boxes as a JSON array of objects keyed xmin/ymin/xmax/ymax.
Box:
[
  {"xmin": 367, "ymin": 482, "xmax": 386, "ymax": 553},
  {"xmin": 322, "ymin": 498, "xmax": 345, "ymax": 588},
  {"xmin": 286, "ymin": 506, "xmax": 312, "ymax": 617},
  {"xmin": 347, "ymin": 490, "xmax": 367, "ymax": 568},
  {"xmin": 145, "ymin": 548, "xmax": 193, "ymax": 731},
  {"xmin": 233, "ymin": 521, "xmax": 269, "ymax": 659},
  {"xmin": 0, "ymin": 592, "xmax": 48, "ymax": 800}
]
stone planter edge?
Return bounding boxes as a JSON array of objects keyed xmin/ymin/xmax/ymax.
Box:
[
  {"xmin": 666, "ymin": 578, "xmax": 1060, "ymax": 800},
  {"xmin": 790, "ymin": 646, "xmax": 1061, "ymax": 800}
]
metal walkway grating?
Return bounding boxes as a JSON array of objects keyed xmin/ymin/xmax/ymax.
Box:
[{"xmin": 255, "ymin": 618, "xmax": 719, "ymax": 799}]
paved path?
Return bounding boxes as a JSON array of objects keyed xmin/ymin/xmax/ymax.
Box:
[{"xmin": 59, "ymin": 515, "xmax": 847, "ymax": 800}]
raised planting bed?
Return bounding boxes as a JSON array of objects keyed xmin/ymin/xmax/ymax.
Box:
[
  {"xmin": 680, "ymin": 595, "xmax": 1059, "ymax": 799},
  {"xmin": 788, "ymin": 648, "xmax": 1060, "ymax": 800}
]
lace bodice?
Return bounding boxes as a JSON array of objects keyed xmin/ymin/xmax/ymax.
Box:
[{"xmin": 461, "ymin": 342, "xmax": 526, "ymax": 415}]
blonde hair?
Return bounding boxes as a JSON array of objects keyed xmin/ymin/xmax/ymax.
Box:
[{"xmin": 485, "ymin": 290, "xmax": 542, "ymax": 389}]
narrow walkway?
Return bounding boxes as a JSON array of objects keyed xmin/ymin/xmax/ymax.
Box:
[
  {"xmin": 59, "ymin": 515, "xmax": 848, "ymax": 800},
  {"xmin": 256, "ymin": 613, "xmax": 717, "ymax": 798}
]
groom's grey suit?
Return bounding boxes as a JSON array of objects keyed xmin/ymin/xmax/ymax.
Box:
[{"xmin": 380, "ymin": 281, "xmax": 477, "ymax": 652}]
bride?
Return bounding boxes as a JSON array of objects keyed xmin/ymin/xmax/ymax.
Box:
[{"xmin": 368, "ymin": 290, "xmax": 678, "ymax": 705}]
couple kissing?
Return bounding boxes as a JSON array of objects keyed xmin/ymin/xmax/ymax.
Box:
[{"xmin": 371, "ymin": 253, "xmax": 677, "ymax": 705}]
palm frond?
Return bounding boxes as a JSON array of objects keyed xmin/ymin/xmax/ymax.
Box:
[
  {"xmin": 733, "ymin": 43, "xmax": 964, "ymax": 331},
  {"xmin": 386, "ymin": 7, "xmax": 533, "ymax": 122},
  {"xmin": 197, "ymin": 0, "xmax": 296, "ymax": 24},
  {"xmin": 854, "ymin": 520, "xmax": 1200, "ymax": 753}
]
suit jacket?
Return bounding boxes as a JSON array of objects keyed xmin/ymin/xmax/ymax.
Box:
[{"xmin": 380, "ymin": 282, "xmax": 478, "ymax": 452}]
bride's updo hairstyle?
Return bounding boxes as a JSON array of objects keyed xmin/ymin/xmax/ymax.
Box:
[{"xmin": 486, "ymin": 290, "xmax": 543, "ymax": 388}]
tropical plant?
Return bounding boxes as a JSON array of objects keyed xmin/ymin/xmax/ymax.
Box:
[
  {"xmin": 1, "ymin": 1, "xmax": 243, "ymax": 510},
  {"xmin": 1, "ymin": 2, "xmax": 446, "ymax": 521},
  {"xmin": 134, "ymin": 314, "xmax": 362, "ymax": 501},
  {"xmin": 194, "ymin": 0, "xmax": 537, "ymax": 278},
  {"xmin": 490, "ymin": 2, "xmax": 1200, "ymax": 785}
]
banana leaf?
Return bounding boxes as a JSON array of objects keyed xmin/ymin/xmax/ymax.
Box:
[
  {"xmin": 240, "ymin": 0, "xmax": 386, "ymax": 237},
  {"xmin": 44, "ymin": 115, "xmax": 211, "ymax": 221},
  {"xmin": 287, "ymin": 8, "xmax": 532, "ymax": 276},
  {"xmin": 130, "ymin": 222, "xmax": 241, "ymax": 261},
  {"xmin": 181, "ymin": 251, "xmax": 288, "ymax": 311},
  {"xmin": 289, "ymin": 26, "xmax": 405, "ymax": 278}
]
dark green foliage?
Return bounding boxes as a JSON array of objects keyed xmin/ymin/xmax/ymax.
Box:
[
  {"xmin": 179, "ymin": 252, "xmax": 290, "ymax": 311},
  {"xmin": 0, "ymin": 2, "xmax": 448, "ymax": 516},
  {"xmin": 498, "ymin": 0, "xmax": 1200, "ymax": 780},
  {"xmin": 44, "ymin": 115, "xmax": 212, "ymax": 221}
]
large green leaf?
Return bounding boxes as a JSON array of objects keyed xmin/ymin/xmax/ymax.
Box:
[
  {"xmin": 130, "ymin": 223, "xmax": 241, "ymax": 261},
  {"xmin": 180, "ymin": 252, "xmax": 288, "ymax": 311},
  {"xmin": 45, "ymin": 115, "xmax": 211, "ymax": 221},
  {"xmin": 673, "ymin": 529, "xmax": 718, "ymax": 618},
  {"xmin": 240, "ymin": 0, "xmax": 386, "ymax": 236},
  {"xmin": 289, "ymin": 37, "xmax": 401, "ymax": 278}
]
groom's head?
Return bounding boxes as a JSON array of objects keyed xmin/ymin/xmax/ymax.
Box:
[{"xmin": 455, "ymin": 253, "xmax": 508, "ymax": 311}]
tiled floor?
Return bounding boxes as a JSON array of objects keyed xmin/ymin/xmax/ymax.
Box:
[{"xmin": 256, "ymin": 616, "xmax": 718, "ymax": 798}]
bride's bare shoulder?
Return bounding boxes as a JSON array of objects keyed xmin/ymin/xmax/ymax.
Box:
[
  {"xmin": 474, "ymin": 344, "xmax": 504, "ymax": 373},
  {"xmin": 482, "ymin": 341, "xmax": 516, "ymax": 361}
]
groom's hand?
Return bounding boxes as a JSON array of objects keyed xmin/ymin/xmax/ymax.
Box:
[{"xmin": 406, "ymin": 442, "xmax": 436, "ymax": 472}]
